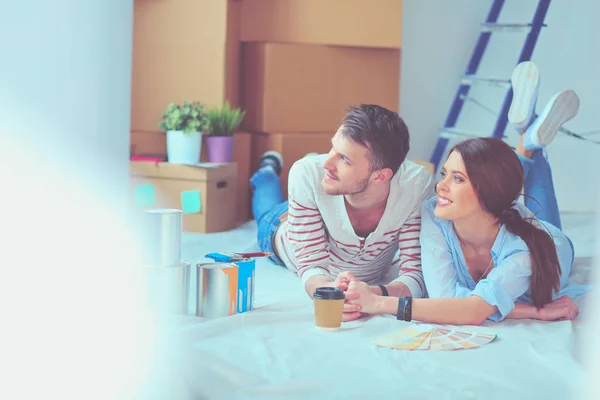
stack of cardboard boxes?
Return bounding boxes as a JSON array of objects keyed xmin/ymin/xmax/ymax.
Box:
[
  {"xmin": 238, "ymin": 0, "xmax": 403, "ymax": 199},
  {"xmin": 129, "ymin": 0, "xmax": 251, "ymax": 231},
  {"xmin": 129, "ymin": 0, "xmax": 411, "ymax": 231}
]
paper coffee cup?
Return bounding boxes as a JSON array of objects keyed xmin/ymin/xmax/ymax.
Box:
[{"xmin": 313, "ymin": 287, "xmax": 345, "ymax": 331}]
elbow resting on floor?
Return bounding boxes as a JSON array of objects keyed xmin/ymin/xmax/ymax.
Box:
[
  {"xmin": 449, "ymin": 313, "xmax": 487, "ymax": 326},
  {"xmin": 467, "ymin": 316, "xmax": 486, "ymax": 326}
]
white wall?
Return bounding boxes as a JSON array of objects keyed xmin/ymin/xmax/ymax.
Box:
[
  {"xmin": 0, "ymin": 0, "xmax": 133, "ymax": 205},
  {"xmin": 401, "ymin": 0, "xmax": 600, "ymax": 213},
  {"xmin": 0, "ymin": 1, "xmax": 142, "ymax": 398}
]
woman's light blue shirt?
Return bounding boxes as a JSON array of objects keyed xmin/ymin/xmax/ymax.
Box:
[{"xmin": 420, "ymin": 196, "xmax": 590, "ymax": 321}]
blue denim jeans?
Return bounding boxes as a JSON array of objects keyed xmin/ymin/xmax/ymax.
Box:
[
  {"xmin": 516, "ymin": 149, "xmax": 561, "ymax": 230},
  {"xmin": 249, "ymin": 167, "xmax": 288, "ymax": 266}
]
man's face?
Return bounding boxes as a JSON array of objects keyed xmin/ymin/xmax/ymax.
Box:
[{"xmin": 320, "ymin": 128, "xmax": 373, "ymax": 195}]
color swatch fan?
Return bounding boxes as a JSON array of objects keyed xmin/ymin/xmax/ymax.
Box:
[{"xmin": 372, "ymin": 323, "xmax": 497, "ymax": 351}]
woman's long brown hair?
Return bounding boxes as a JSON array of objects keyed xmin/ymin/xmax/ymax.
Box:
[{"xmin": 450, "ymin": 138, "xmax": 561, "ymax": 308}]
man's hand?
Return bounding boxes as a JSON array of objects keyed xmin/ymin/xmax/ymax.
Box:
[
  {"xmin": 339, "ymin": 279, "xmax": 413, "ymax": 322},
  {"xmin": 328, "ymin": 271, "xmax": 363, "ymax": 322},
  {"xmin": 331, "ymin": 271, "xmax": 358, "ymax": 291},
  {"xmin": 346, "ymin": 281, "xmax": 382, "ymax": 315},
  {"xmin": 538, "ymin": 296, "xmax": 579, "ymax": 321},
  {"xmin": 304, "ymin": 272, "xmax": 364, "ymax": 322},
  {"xmin": 305, "ymin": 274, "xmax": 334, "ymax": 298},
  {"xmin": 305, "ymin": 271, "xmax": 358, "ymax": 296}
]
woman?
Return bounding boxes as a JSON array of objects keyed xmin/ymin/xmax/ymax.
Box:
[{"xmin": 343, "ymin": 61, "xmax": 592, "ymax": 325}]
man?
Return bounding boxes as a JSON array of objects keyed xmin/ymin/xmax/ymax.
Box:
[{"xmin": 250, "ymin": 104, "xmax": 435, "ymax": 321}]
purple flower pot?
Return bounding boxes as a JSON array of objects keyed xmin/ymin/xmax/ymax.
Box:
[{"xmin": 206, "ymin": 136, "xmax": 235, "ymax": 163}]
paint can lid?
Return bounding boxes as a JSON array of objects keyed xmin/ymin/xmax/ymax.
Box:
[{"xmin": 196, "ymin": 262, "xmax": 237, "ymax": 269}]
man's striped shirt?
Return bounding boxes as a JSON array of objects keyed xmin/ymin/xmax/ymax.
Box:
[{"xmin": 275, "ymin": 155, "xmax": 435, "ymax": 298}]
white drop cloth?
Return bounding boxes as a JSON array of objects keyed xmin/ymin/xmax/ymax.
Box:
[{"xmin": 139, "ymin": 245, "xmax": 594, "ymax": 400}]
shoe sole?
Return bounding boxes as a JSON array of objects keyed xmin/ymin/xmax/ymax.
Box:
[
  {"xmin": 508, "ymin": 61, "xmax": 540, "ymax": 128},
  {"xmin": 262, "ymin": 150, "xmax": 284, "ymax": 171},
  {"xmin": 532, "ymin": 90, "xmax": 580, "ymax": 146}
]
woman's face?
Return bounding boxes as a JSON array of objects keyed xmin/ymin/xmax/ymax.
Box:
[{"xmin": 434, "ymin": 151, "xmax": 485, "ymax": 221}]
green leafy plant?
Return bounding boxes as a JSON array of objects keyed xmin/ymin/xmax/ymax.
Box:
[
  {"xmin": 159, "ymin": 100, "xmax": 209, "ymax": 134},
  {"xmin": 205, "ymin": 101, "xmax": 246, "ymax": 137}
]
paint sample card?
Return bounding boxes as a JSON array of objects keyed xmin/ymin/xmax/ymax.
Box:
[
  {"xmin": 135, "ymin": 184, "xmax": 155, "ymax": 207},
  {"xmin": 181, "ymin": 190, "xmax": 202, "ymax": 213},
  {"xmin": 372, "ymin": 323, "xmax": 498, "ymax": 351}
]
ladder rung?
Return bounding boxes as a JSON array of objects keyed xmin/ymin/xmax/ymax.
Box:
[
  {"xmin": 480, "ymin": 23, "xmax": 540, "ymax": 33},
  {"xmin": 460, "ymin": 75, "xmax": 511, "ymax": 88},
  {"xmin": 439, "ymin": 128, "xmax": 485, "ymax": 140}
]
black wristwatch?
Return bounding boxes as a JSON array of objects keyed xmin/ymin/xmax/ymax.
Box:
[{"xmin": 396, "ymin": 296, "xmax": 413, "ymax": 321}]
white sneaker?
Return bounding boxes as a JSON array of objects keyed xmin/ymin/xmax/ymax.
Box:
[
  {"xmin": 523, "ymin": 90, "xmax": 580, "ymax": 150},
  {"xmin": 508, "ymin": 61, "xmax": 540, "ymax": 130}
]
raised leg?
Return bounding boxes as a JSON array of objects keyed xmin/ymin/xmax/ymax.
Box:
[
  {"xmin": 250, "ymin": 151, "xmax": 289, "ymax": 262},
  {"xmin": 508, "ymin": 61, "xmax": 540, "ymax": 131},
  {"xmin": 508, "ymin": 62, "xmax": 580, "ymax": 230},
  {"xmin": 515, "ymin": 148, "xmax": 562, "ymax": 229},
  {"xmin": 250, "ymin": 151, "xmax": 285, "ymax": 222}
]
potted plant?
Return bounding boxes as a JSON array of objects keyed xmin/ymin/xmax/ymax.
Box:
[
  {"xmin": 205, "ymin": 101, "xmax": 246, "ymax": 163},
  {"xmin": 159, "ymin": 100, "xmax": 209, "ymax": 164}
]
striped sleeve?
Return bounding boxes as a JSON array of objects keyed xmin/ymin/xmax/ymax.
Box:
[
  {"xmin": 393, "ymin": 211, "xmax": 425, "ymax": 298},
  {"xmin": 286, "ymin": 162, "xmax": 330, "ymax": 285},
  {"xmin": 392, "ymin": 166, "xmax": 436, "ymax": 298}
]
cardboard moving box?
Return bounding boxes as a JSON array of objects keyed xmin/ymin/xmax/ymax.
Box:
[
  {"xmin": 241, "ymin": 43, "xmax": 401, "ymax": 133},
  {"xmin": 240, "ymin": 0, "xmax": 403, "ymax": 49},
  {"xmin": 251, "ymin": 132, "xmax": 334, "ymax": 199},
  {"xmin": 130, "ymin": 131, "xmax": 252, "ymax": 223},
  {"xmin": 229, "ymin": 132, "xmax": 252, "ymax": 222},
  {"xmin": 131, "ymin": 131, "xmax": 166, "ymax": 156},
  {"xmin": 129, "ymin": 161, "xmax": 238, "ymax": 233},
  {"xmin": 131, "ymin": 0, "xmax": 241, "ymax": 132},
  {"xmin": 201, "ymin": 133, "xmax": 252, "ymax": 223}
]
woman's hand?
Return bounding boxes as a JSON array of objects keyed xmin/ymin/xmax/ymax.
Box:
[
  {"xmin": 538, "ymin": 296, "xmax": 579, "ymax": 321},
  {"xmin": 345, "ymin": 280, "xmax": 382, "ymax": 315},
  {"xmin": 323, "ymin": 271, "xmax": 364, "ymax": 321}
]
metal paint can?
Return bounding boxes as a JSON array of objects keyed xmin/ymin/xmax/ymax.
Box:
[
  {"xmin": 196, "ymin": 262, "xmax": 238, "ymax": 318},
  {"xmin": 233, "ymin": 258, "xmax": 255, "ymax": 313},
  {"xmin": 144, "ymin": 261, "xmax": 191, "ymax": 315},
  {"xmin": 139, "ymin": 208, "xmax": 182, "ymax": 267}
]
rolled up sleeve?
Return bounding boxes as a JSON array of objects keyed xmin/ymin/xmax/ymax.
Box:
[
  {"xmin": 421, "ymin": 198, "xmax": 533, "ymax": 322},
  {"xmin": 470, "ymin": 251, "xmax": 532, "ymax": 321}
]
